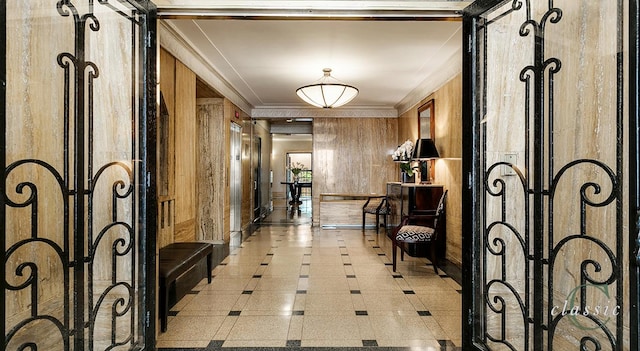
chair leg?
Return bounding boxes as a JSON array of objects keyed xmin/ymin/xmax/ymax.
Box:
[
  {"xmin": 430, "ymin": 242, "xmax": 439, "ymax": 275},
  {"xmin": 362, "ymin": 212, "xmax": 366, "ymax": 233},
  {"xmin": 375, "ymin": 213, "xmax": 380, "ymax": 233},
  {"xmin": 392, "ymin": 240, "xmax": 397, "ymax": 272},
  {"xmin": 382, "ymin": 214, "xmax": 387, "ymax": 234}
]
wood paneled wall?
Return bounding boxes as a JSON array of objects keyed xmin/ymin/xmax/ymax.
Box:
[
  {"xmin": 158, "ymin": 48, "xmax": 177, "ymax": 248},
  {"xmin": 312, "ymin": 118, "xmax": 398, "ymax": 226},
  {"xmin": 398, "ymin": 73, "xmax": 463, "ymax": 266}
]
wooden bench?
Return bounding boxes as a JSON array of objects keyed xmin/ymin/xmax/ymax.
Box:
[{"xmin": 159, "ymin": 242, "xmax": 213, "ymax": 332}]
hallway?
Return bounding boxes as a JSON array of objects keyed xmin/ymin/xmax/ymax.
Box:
[{"xmin": 157, "ymin": 210, "xmax": 462, "ymax": 350}]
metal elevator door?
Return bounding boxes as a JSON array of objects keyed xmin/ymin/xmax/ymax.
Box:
[
  {"xmin": 229, "ymin": 123, "xmax": 242, "ymax": 245},
  {"xmin": 462, "ymin": 0, "xmax": 639, "ymax": 350}
]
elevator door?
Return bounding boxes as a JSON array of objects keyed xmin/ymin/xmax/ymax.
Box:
[
  {"xmin": 230, "ymin": 123, "xmax": 242, "ymax": 244},
  {"xmin": 462, "ymin": 1, "xmax": 638, "ymax": 350}
]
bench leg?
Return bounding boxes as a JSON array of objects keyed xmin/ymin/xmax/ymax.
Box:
[{"xmin": 160, "ymin": 282, "xmax": 169, "ymax": 332}]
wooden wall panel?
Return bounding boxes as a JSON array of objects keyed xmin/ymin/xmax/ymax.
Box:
[
  {"xmin": 397, "ymin": 73, "xmax": 463, "ymax": 266},
  {"xmin": 158, "ymin": 48, "xmax": 176, "ymax": 248},
  {"xmin": 433, "ymin": 74, "xmax": 463, "ymax": 265},
  {"xmin": 313, "ymin": 118, "xmax": 398, "ymax": 226},
  {"xmin": 174, "ymin": 60, "xmax": 197, "ymax": 242}
]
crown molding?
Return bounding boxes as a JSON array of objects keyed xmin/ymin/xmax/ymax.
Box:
[
  {"xmin": 158, "ymin": 21, "xmax": 253, "ymax": 115},
  {"xmin": 251, "ymin": 107, "xmax": 398, "ymax": 119},
  {"xmin": 395, "ymin": 46, "xmax": 463, "ymax": 115}
]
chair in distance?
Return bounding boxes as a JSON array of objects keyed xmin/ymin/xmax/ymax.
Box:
[
  {"xmin": 362, "ymin": 195, "xmax": 390, "ymax": 234},
  {"xmin": 389, "ymin": 190, "xmax": 447, "ymax": 274}
]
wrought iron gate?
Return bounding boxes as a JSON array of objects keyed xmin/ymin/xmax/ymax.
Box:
[
  {"xmin": 2, "ymin": 1, "xmax": 156, "ymax": 350},
  {"xmin": 462, "ymin": 0, "xmax": 638, "ymax": 350}
]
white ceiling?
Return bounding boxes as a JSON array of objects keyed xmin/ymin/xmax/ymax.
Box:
[{"xmin": 160, "ymin": 1, "xmax": 466, "ymax": 119}]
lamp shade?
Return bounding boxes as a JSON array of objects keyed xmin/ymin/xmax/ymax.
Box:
[
  {"xmin": 412, "ymin": 139, "xmax": 439, "ymax": 160},
  {"xmin": 296, "ymin": 68, "xmax": 358, "ymax": 108}
]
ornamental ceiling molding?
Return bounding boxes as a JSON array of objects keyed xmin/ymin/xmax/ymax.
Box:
[
  {"xmin": 159, "ymin": 21, "xmax": 253, "ymax": 115},
  {"xmin": 251, "ymin": 107, "xmax": 398, "ymax": 119}
]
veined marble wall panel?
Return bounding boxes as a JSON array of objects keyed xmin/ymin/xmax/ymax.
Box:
[
  {"xmin": 481, "ymin": 1, "xmax": 628, "ymax": 349},
  {"xmin": 174, "ymin": 60, "xmax": 197, "ymax": 242},
  {"xmin": 6, "ymin": 2, "xmax": 72, "ymax": 320},
  {"xmin": 6, "ymin": 1, "xmax": 141, "ymax": 343},
  {"xmin": 197, "ymin": 99, "xmax": 225, "ymax": 242},
  {"xmin": 313, "ymin": 118, "xmax": 398, "ymax": 226}
]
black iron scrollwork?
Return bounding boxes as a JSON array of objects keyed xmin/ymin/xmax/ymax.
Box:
[
  {"xmin": 4, "ymin": 1, "xmax": 147, "ymax": 350},
  {"xmin": 480, "ymin": 1, "xmax": 623, "ymax": 350}
]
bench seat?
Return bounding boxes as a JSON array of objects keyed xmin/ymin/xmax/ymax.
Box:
[{"xmin": 159, "ymin": 242, "xmax": 213, "ymax": 332}]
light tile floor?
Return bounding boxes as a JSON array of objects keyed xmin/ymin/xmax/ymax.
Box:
[{"xmin": 157, "ymin": 208, "xmax": 462, "ymax": 351}]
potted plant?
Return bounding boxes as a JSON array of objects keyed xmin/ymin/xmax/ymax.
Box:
[{"xmin": 288, "ymin": 162, "xmax": 306, "ymax": 182}]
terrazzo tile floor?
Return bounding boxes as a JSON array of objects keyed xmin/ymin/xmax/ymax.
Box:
[{"xmin": 157, "ymin": 206, "xmax": 462, "ymax": 351}]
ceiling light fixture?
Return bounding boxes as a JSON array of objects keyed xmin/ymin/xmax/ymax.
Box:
[{"xmin": 296, "ymin": 68, "xmax": 358, "ymax": 108}]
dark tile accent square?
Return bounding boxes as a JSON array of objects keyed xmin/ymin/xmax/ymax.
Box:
[
  {"xmin": 341, "ymin": 253, "xmax": 349, "ymax": 256},
  {"xmin": 304, "ymin": 253, "xmax": 312, "ymax": 256},
  {"xmin": 228, "ymin": 310, "xmax": 241, "ymax": 316},
  {"xmin": 362, "ymin": 340, "xmax": 378, "ymax": 347},
  {"xmin": 267, "ymin": 253, "xmax": 274, "ymax": 256},
  {"xmin": 207, "ymin": 340, "xmax": 225, "ymax": 348},
  {"xmin": 355, "ymin": 310, "xmax": 368, "ymax": 316},
  {"xmin": 252, "ymin": 275, "xmax": 262, "ymax": 278},
  {"xmin": 219, "ymin": 263, "xmax": 227, "ymax": 266},
  {"xmin": 368, "ymin": 239, "xmax": 375, "ymax": 242},
  {"xmin": 439, "ymin": 274, "xmax": 449, "ymax": 278},
  {"xmin": 339, "ymin": 246, "xmax": 347, "ymax": 248},
  {"xmin": 302, "ymin": 263, "xmax": 310, "ymax": 266},
  {"xmin": 392, "ymin": 274, "xmax": 403, "ymax": 278},
  {"xmin": 384, "ymin": 263, "xmax": 393, "ymax": 266},
  {"xmin": 343, "ymin": 263, "xmax": 352, "ymax": 266},
  {"xmin": 346, "ymin": 275, "xmax": 356, "ymax": 278},
  {"xmin": 372, "ymin": 246, "xmax": 380, "ymax": 248},
  {"xmin": 296, "ymin": 290, "xmax": 307, "ymax": 294},
  {"xmin": 417, "ymin": 310, "xmax": 432, "ymax": 316},
  {"xmin": 187, "ymin": 290, "xmax": 198, "ymax": 295},
  {"xmin": 292, "ymin": 310, "xmax": 304, "ymax": 316},
  {"xmin": 242, "ymin": 290, "xmax": 253, "ymax": 295},
  {"xmin": 403, "ymin": 290, "xmax": 416, "ymax": 295},
  {"xmin": 299, "ymin": 275, "xmax": 309, "ymax": 278},
  {"xmin": 350, "ymin": 290, "xmax": 361, "ymax": 294},
  {"xmin": 168, "ymin": 311, "xmax": 179, "ymax": 316},
  {"xmin": 377, "ymin": 253, "xmax": 386, "ymax": 256},
  {"xmin": 260, "ymin": 263, "xmax": 269, "ymax": 266},
  {"xmin": 286, "ymin": 340, "xmax": 302, "ymax": 347}
]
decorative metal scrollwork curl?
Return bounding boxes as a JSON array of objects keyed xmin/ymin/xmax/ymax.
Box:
[
  {"xmin": 485, "ymin": 280, "xmax": 527, "ymax": 351},
  {"xmin": 5, "ymin": 316, "xmax": 68, "ymax": 351}
]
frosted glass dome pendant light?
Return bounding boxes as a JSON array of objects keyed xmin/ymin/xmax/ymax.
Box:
[{"xmin": 296, "ymin": 68, "xmax": 359, "ymax": 108}]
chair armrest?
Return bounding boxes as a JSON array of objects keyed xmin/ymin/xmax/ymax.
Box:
[{"xmin": 363, "ymin": 195, "xmax": 386, "ymax": 209}]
